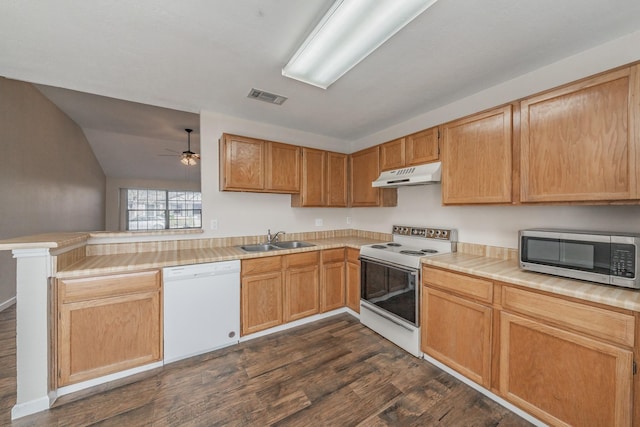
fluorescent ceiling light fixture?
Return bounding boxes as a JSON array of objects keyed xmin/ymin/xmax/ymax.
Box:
[{"xmin": 282, "ymin": 0, "xmax": 438, "ymax": 89}]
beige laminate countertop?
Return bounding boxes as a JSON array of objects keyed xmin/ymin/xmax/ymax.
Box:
[
  {"xmin": 56, "ymin": 236, "xmax": 383, "ymax": 279},
  {"xmin": 423, "ymin": 252, "xmax": 640, "ymax": 312}
]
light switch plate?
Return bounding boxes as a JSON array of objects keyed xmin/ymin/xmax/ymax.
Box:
[
  {"xmin": 210, "ymin": 219, "xmax": 218, "ymax": 230},
  {"xmin": 315, "ymin": 218, "xmax": 323, "ymax": 227}
]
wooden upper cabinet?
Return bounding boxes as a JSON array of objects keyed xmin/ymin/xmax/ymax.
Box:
[
  {"xmin": 326, "ymin": 151, "xmax": 348, "ymax": 207},
  {"xmin": 380, "ymin": 127, "xmax": 439, "ymax": 171},
  {"xmin": 520, "ymin": 65, "xmax": 640, "ymax": 202},
  {"xmin": 292, "ymin": 149, "xmax": 347, "ymax": 207},
  {"xmin": 220, "ymin": 133, "xmax": 299, "ymax": 193},
  {"xmin": 441, "ymin": 105, "xmax": 513, "ymax": 204},
  {"xmin": 380, "ymin": 138, "xmax": 406, "ymax": 171},
  {"xmin": 349, "ymin": 146, "xmax": 397, "ymax": 207},
  {"xmin": 294, "ymin": 147, "xmax": 326, "ymax": 207},
  {"xmin": 406, "ymin": 127, "xmax": 439, "ymax": 166},
  {"xmin": 220, "ymin": 134, "xmax": 264, "ymax": 191},
  {"xmin": 266, "ymin": 141, "xmax": 300, "ymax": 193}
]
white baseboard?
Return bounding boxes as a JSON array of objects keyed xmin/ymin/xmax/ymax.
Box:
[
  {"xmin": 11, "ymin": 396, "xmax": 50, "ymax": 420},
  {"xmin": 56, "ymin": 361, "xmax": 163, "ymax": 398},
  {"xmin": 239, "ymin": 308, "xmax": 352, "ymax": 342},
  {"xmin": 0, "ymin": 296, "xmax": 16, "ymax": 312},
  {"xmin": 421, "ymin": 354, "xmax": 547, "ymax": 427}
]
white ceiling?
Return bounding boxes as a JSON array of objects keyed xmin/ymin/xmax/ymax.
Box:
[{"xmin": 2, "ymin": 0, "xmax": 640, "ymax": 179}]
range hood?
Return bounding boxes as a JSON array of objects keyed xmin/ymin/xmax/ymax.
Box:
[{"xmin": 372, "ymin": 162, "xmax": 441, "ymax": 188}]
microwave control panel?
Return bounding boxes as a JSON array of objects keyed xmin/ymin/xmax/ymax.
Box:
[{"xmin": 611, "ymin": 244, "xmax": 636, "ymax": 278}]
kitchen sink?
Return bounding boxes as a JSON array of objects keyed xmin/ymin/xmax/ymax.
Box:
[
  {"xmin": 239, "ymin": 243, "xmax": 280, "ymax": 252},
  {"xmin": 238, "ymin": 241, "xmax": 315, "ymax": 253},
  {"xmin": 273, "ymin": 241, "xmax": 315, "ymax": 249}
]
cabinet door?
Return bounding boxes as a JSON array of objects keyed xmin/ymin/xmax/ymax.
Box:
[
  {"xmin": 58, "ymin": 270, "xmax": 162, "ymax": 386},
  {"xmin": 380, "ymin": 138, "xmax": 406, "ymax": 171},
  {"xmin": 265, "ymin": 141, "xmax": 300, "ymax": 193},
  {"xmin": 326, "ymin": 151, "xmax": 348, "ymax": 207},
  {"xmin": 298, "ymin": 148, "xmax": 326, "ymax": 206},
  {"xmin": 499, "ymin": 311, "xmax": 633, "ymax": 427},
  {"xmin": 349, "ymin": 146, "xmax": 396, "ymax": 207},
  {"xmin": 346, "ymin": 248, "xmax": 361, "ymax": 313},
  {"xmin": 241, "ymin": 271, "xmax": 283, "ymax": 335},
  {"xmin": 441, "ymin": 105, "xmax": 513, "ymax": 204},
  {"xmin": 406, "ymin": 127, "xmax": 439, "ymax": 166},
  {"xmin": 284, "ymin": 252, "xmax": 320, "ymax": 322},
  {"xmin": 321, "ymin": 249, "xmax": 346, "ymax": 312},
  {"xmin": 520, "ymin": 66, "xmax": 639, "ymax": 202},
  {"xmin": 220, "ymin": 134, "xmax": 265, "ymax": 191},
  {"xmin": 422, "ymin": 287, "xmax": 492, "ymax": 388}
]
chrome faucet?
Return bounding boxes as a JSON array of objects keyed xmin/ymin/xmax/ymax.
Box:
[{"xmin": 266, "ymin": 229, "xmax": 285, "ymax": 244}]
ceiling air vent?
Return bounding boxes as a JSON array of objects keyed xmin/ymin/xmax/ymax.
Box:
[{"xmin": 247, "ymin": 88, "xmax": 287, "ymax": 105}]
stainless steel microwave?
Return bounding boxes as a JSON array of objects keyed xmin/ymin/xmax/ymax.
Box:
[{"xmin": 519, "ymin": 229, "xmax": 640, "ymax": 289}]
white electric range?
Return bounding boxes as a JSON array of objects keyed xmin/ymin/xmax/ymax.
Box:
[{"xmin": 359, "ymin": 225, "xmax": 457, "ymax": 356}]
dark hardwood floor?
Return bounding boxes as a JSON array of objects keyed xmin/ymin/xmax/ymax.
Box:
[{"xmin": 0, "ymin": 305, "xmax": 531, "ymax": 426}]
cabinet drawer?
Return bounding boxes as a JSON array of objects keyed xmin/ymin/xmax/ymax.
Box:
[
  {"xmin": 322, "ymin": 248, "xmax": 345, "ymax": 263},
  {"xmin": 346, "ymin": 247, "xmax": 360, "ymax": 264},
  {"xmin": 242, "ymin": 256, "xmax": 282, "ymax": 275},
  {"xmin": 502, "ymin": 286, "xmax": 635, "ymax": 347},
  {"xmin": 422, "ymin": 267, "xmax": 493, "ymax": 304},
  {"xmin": 59, "ymin": 270, "xmax": 160, "ymax": 303},
  {"xmin": 285, "ymin": 251, "xmax": 319, "ymax": 268}
]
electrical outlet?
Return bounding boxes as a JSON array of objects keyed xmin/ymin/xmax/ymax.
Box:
[
  {"xmin": 346, "ymin": 216, "xmax": 352, "ymax": 225},
  {"xmin": 315, "ymin": 218, "xmax": 323, "ymax": 227},
  {"xmin": 210, "ymin": 219, "xmax": 218, "ymax": 230}
]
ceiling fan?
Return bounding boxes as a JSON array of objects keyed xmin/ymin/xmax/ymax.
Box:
[{"xmin": 160, "ymin": 128, "xmax": 200, "ymax": 166}]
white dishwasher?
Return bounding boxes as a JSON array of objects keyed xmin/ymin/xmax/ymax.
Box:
[{"xmin": 163, "ymin": 260, "xmax": 240, "ymax": 364}]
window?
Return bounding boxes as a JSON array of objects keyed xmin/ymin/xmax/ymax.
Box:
[{"xmin": 126, "ymin": 189, "xmax": 202, "ymax": 231}]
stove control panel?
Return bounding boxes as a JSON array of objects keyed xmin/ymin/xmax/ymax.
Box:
[{"xmin": 392, "ymin": 225, "xmax": 455, "ymax": 241}]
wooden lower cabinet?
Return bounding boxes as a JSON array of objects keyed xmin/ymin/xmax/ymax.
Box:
[
  {"xmin": 422, "ymin": 266, "xmax": 637, "ymax": 426},
  {"xmin": 421, "ymin": 286, "xmax": 492, "ymax": 388},
  {"xmin": 284, "ymin": 252, "xmax": 320, "ymax": 322},
  {"xmin": 242, "ymin": 252, "xmax": 325, "ymax": 335},
  {"xmin": 57, "ymin": 270, "xmax": 162, "ymax": 386},
  {"xmin": 499, "ymin": 311, "xmax": 633, "ymax": 426},
  {"xmin": 321, "ymin": 248, "xmax": 346, "ymax": 312},
  {"xmin": 345, "ymin": 248, "xmax": 360, "ymax": 313},
  {"xmin": 241, "ymin": 256, "xmax": 284, "ymax": 335}
]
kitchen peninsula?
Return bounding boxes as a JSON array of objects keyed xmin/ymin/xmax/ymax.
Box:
[{"xmin": 4, "ymin": 229, "xmax": 640, "ymax": 425}]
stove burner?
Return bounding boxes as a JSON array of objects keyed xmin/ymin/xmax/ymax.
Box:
[
  {"xmin": 421, "ymin": 249, "xmax": 438, "ymax": 254},
  {"xmin": 371, "ymin": 245, "xmax": 388, "ymax": 249},
  {"xmin": 387, "ymin": 243, "xmax": 402, "ymax": 247},
  {"xmin": 399, "ymin": 250, "xmax": 425, "ymax": 256}
]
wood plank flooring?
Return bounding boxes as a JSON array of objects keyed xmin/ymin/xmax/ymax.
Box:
[{"xmin": 0, "ymin": 305, "xmax": 531, "ymax": 426}]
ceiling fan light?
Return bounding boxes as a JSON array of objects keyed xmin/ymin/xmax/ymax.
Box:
[
  {"xmin": 179, "ymin": 128, "xmax": 199, "ymax": 166},
  {"xmin": 181, "ymin": 154, "xmax": 198, "ymax": 166},
  {"xmin": 282, "ymin": 0, "xmax": 439, "ymax": 89}
]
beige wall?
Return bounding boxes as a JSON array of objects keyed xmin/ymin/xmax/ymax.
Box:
[
  {"xmin": 105, "ymin": 177, "xmax": 200, "ymax": 231},
  {"xmin": 0, "ymin": 78, "xmax": 106, "ymax": 305}
]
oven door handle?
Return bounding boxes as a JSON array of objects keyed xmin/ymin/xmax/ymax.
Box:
[
  {"xmin": 359, "ymin": 256, "xmax": 421, "ymax": 274},
  {"xmin": 360, "ymin": 303, "xmax": 415, "ymax": 332}
]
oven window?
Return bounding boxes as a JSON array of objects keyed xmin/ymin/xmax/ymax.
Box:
[{"xmin": 361, "ymin": 259, "xmax": 418, "ymax": 325}]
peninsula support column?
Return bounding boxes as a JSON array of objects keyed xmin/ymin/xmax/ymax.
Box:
[{"xmin": 11, "ymin": 248, "xmax": 54, "ymax": 420}]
